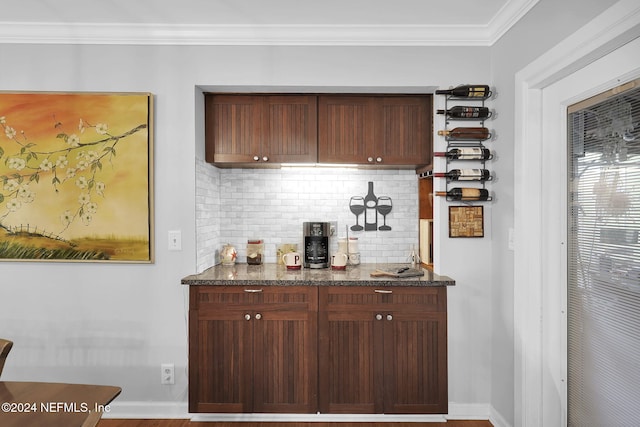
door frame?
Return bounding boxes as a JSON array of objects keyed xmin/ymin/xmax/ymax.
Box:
[{"xmin": 513, "ymin": 1, "xmax": 640, "ymax": 426}]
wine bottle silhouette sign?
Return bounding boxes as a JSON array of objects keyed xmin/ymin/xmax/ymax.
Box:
[{"xmin": 350, "ymin": 182, "xmax": 392, "ymax": 231}]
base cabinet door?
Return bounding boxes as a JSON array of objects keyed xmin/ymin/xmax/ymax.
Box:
[
  {"xmin": 189, "ymin": 286, "xmax": 318, "ymax": 413},
  {"xmin": 319, "ymin": 305, "xmax": 382, "ymax": 413},
  {"xmin": 318, "ymin": 286, "xmax": 447, "ymax": 414},
  {"xmin": 383, "ymin": 310, "xmax": 448, "ymax": 413}
]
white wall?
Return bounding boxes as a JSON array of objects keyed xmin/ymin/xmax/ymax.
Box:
[
  {"xmin": 0, "ymin": 0, "xmax": 623, "ymax": 420},
  {"xmin": 0, "ymin": 43, "xmax": 495, "ymax": 417},
  {"xmin": 489, "ymin": 0, "xmax": 619, "ymax": 424}
]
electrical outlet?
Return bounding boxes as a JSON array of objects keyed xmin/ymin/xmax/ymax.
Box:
[
  {"xmin": 168, "ymin": 230, "xmax": 182, "ymax": 251},
  {"xmin": 329, "ymin": 221, "xmax": 338, "ymax": 237},
  {"xmin": 161, "ymin": 363, "xmax": 175, "ymax": 385}
]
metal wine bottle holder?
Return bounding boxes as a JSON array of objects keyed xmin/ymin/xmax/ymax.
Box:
[{"xmin": 438, "ymin": 87, "xmax": 495, "ymax": 202}]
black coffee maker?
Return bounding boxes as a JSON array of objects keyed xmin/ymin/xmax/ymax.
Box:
[{"xmin": 303, "ymin": 222, "xmax": 330, "ymax": 268}]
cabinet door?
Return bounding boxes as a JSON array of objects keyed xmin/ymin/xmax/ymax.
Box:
[
  {"xmin": 319, "ymin": 286, "xmax": 448, "ymax": 414},
  {"xmin": 205, "ymin": 94, "xmax": 317, "ymax": 165},
  {"xmin": 189, "ymin": 287, "xmax": 254, "ymax": 413},
  {"xmin": 252, "ymin": 286, "xmax": 318, "ymax": 413},
  {"xmin": 319, "ymin": 95, "xmax": 432, "ymax": 166},
  {"xmin": 383, "ymin": 310, "xmax": 448, "ymax": 413},
  {"xmin": 190, "ymin": 286, "xmax": 318, "ymax": 414},
  {"xmin": 382, "ymin": 287, "xmax": 448, "ymax": 414},
  {"xmin": 205, "ymin": 94, "xmax": 262, "ymax": 163},
  {"xmin": 263, "ymin": 95, "xmax": 317, "ymax": 163},
  {"xmin": 376, "ymin": 96, "xmax": 431, "ymax": 166},
  {"xmin": 318, "ymin": 95, "xmax": 375, "ymax": 164},
  {"xmin": 318, "ymin": 287, "xmax": 384, "ymax": 413}
]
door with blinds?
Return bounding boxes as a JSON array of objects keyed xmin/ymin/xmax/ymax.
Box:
[{"xmin": 567, "ymin": 80, "xmax": 640, "ymax": 426}]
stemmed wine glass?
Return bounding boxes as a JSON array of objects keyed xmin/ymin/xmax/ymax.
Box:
[
  {"xmin": 349, "ymin": 196, "xmax": 365, "ymax": 231},
  {"xmin": 376, "ymin": 196, "xmax": 393, "ymax": 231}
]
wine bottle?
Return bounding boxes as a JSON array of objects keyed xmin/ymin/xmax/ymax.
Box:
[
  {"xmin": 364, "ymin": 181, "xmax": 378, "ymax": 231},
  {"xmin": 436, "ymin": 106, "xmax": 491, "ymax": 119},
  {"xmin": 433, "ymin": 147, "xmax": 492, "ymax": 160},
  {"xmin": 435, "ymin": 188, "xmax": 490, "ymax": 201},
  {"xmin": 433, "ymin": 169, "xmax": 491, "ymax": 181},
  {"xmin": 435, "ymin": 85, "xmax": 491, "ymax": 98},
  {"xmin": 438, "ymin": 127, "xmax": 490, "ymax": 140}
]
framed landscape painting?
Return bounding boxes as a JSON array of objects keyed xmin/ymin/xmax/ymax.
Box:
[{"xmin": 0, "ymin": 92, "xmax": 154, "ymax": 262}]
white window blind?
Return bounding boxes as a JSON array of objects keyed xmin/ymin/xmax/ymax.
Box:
[{"xmin": 567, "ymin": 79, "xmax": 640, "ymax": 426}]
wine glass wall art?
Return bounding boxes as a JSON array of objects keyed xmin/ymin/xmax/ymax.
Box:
[
  {"xmin": 0, "ymin": 92, "xmax": 154, "ymax": 262},
  {"xmin": 349, "ymin": 181, "xmax": 392, "ymax": 232}
]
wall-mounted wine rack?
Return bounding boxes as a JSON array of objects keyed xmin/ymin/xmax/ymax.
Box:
[{"xmin": 433, "ymin": 85, "xmax": 494, "ymax": 202}]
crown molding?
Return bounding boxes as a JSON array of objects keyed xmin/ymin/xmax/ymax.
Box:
[
  {"xmin": 0, "ymin": 22, "xmax": 490, "ymax": 46},
  {"xmin": 488, "ymin": 0, "xmax": 539, "ymax": 44},
  {"xmin": 0, "ymin": 0, "xmax": 538, "ymax": 47}
]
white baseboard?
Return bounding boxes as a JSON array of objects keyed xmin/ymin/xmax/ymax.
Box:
[
  {"xmin": 447, "ymin": 402, "xmax": 491, "ymax": 419},
  {"xmin": 191, "ymin": 413, "xmax": 447, "ymax": 422},
  {"xmin": 103, "ymin": 400, "xmax": 509, "ymax": 425},
  {"xmin": 489, "ymin": 405, "xmax": 511, "ymax": 427},
  {"xmin": 102, "ymin": 401, "xmax": 189, "ymax": 419}
]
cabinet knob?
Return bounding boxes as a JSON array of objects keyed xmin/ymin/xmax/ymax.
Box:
[
  {"xmin": 376, "ymin": 157, "xmax": 383, "ymax": 163},
  {"xmin": 367, "ymin": 157, "xmax": 374, "ymax": 163},
  {"xmin": 375, "ymin": 314, "xmax": 383, "ymax": 321},
  {"xmin": 386, "ymin": 314, "xmax": 393, "ymax": 321},
  {"xmin": 262, "ymin": 156, "xmax": 269, "ymax": 162},
  {"xmin": 255, "ymin": 313, "xmax": 262, "ymax": 320},
  {"xmin": 253, "ymin": 156, "xmax": 260, "ymax": 161},
  {"xmin": 244, "ymin": 314, "xmax": 251, "ymax": 321}
]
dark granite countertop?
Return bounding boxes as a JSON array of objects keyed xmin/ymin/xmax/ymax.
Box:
[{"xmin": 181, "ymin": 263, "xmax": 455, "ymax": 287}]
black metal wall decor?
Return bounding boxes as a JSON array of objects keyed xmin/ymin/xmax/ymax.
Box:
[{"xmin": 349, "ymin": 181, "xmax": 392, "ymax": 231}]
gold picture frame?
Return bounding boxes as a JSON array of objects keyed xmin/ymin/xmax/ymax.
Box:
[
  {"xmin": 0, "ymin": 92, "xmax": 154, "ymax": 262},
  {"xmin": 449, "ymin": 205, "xmax": 484, "ymax": 238}
]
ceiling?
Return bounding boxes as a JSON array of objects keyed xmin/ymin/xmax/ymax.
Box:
[{"xmin": 0, "ymin": 0, "xmax": 539, "ymax": 46}]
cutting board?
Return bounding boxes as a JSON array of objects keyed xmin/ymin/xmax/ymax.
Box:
[{"xmin": 370, "ymin": 268, "xmax": 425, "ymax": 278}]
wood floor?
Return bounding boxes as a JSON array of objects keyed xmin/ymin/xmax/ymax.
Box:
[{"xmin": 98, "ymin": 420, "xmax": 493, "ymax": 427}]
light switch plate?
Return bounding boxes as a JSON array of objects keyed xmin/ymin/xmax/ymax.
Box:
[{"xmin": 168, "ymin": 230, "xmax": 182, "ymax": 251}]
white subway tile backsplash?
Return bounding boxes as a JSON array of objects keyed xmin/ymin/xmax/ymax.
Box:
[{"xmin": 195, "ymin": 162, "xmax": 419, "ymax": 269}]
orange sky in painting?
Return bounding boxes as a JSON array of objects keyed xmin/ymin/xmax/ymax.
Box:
[{"xmin": 0, "ymin": 92, "xmax": 151, "ymax": 240}]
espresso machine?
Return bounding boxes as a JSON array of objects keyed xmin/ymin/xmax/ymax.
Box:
[{"xmin": 303, "ymin": 222, "xmax": 330, "ymax": 268}]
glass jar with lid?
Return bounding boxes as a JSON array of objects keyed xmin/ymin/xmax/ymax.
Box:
[{"xmin": 246, "ymin": 239, "xmax": 264, "ymax": 265}]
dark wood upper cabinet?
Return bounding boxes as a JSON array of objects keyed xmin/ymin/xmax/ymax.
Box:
[
  {"xmin": 205, "ymin": 93, "xmax": 432, "ymax": 168},
  {"xmin": 318, "ymin": 95, "xmax": 432, "ymax": 167},
  {"xmin": 205, "ymin": 94, "xmax": 318, "ymax": 165}
]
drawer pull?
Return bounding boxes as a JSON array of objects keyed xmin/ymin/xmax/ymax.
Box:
[
  {"xmin": 244, "ymin": 289, "xmax": 263, "ymax": 293},
  {"xmin": 386, "ymin": 314, "xmax": 393, "ymax": 321},
  {"xmin": 375, "ymin": 314, "xmax": 383, "ymax": 321},
  {"xmin": 244, "ymin": 314, "xmax": 251, "ymax": 321},
  {"xmin": 374, "ymin": 289, "xmax": 393, "ymax": 294},
  {"xmin": 255, "ymin": 313, "xmax": 262, "ymax": 320}
]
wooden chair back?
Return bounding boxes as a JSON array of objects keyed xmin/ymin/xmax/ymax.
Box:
[{"xmin": 0, "ymin": 339, "xmax": 13, "ymax": 376}]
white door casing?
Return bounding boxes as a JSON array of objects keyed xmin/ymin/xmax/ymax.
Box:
[{"xmin": 514, "ymin": 1, "xmax": 640, "ymax": 426}]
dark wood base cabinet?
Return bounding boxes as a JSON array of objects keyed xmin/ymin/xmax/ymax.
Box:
[
  {"xmin": 318, "ymin": 286, "xmax": 448, "ymax": 414},
  {"xmin": 189, "ymin": 285, "xmax": 447, "ymax": 415},
  {"xmin": 189, "ymin": 286, "xmax": 318, "ymax": 413}
]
